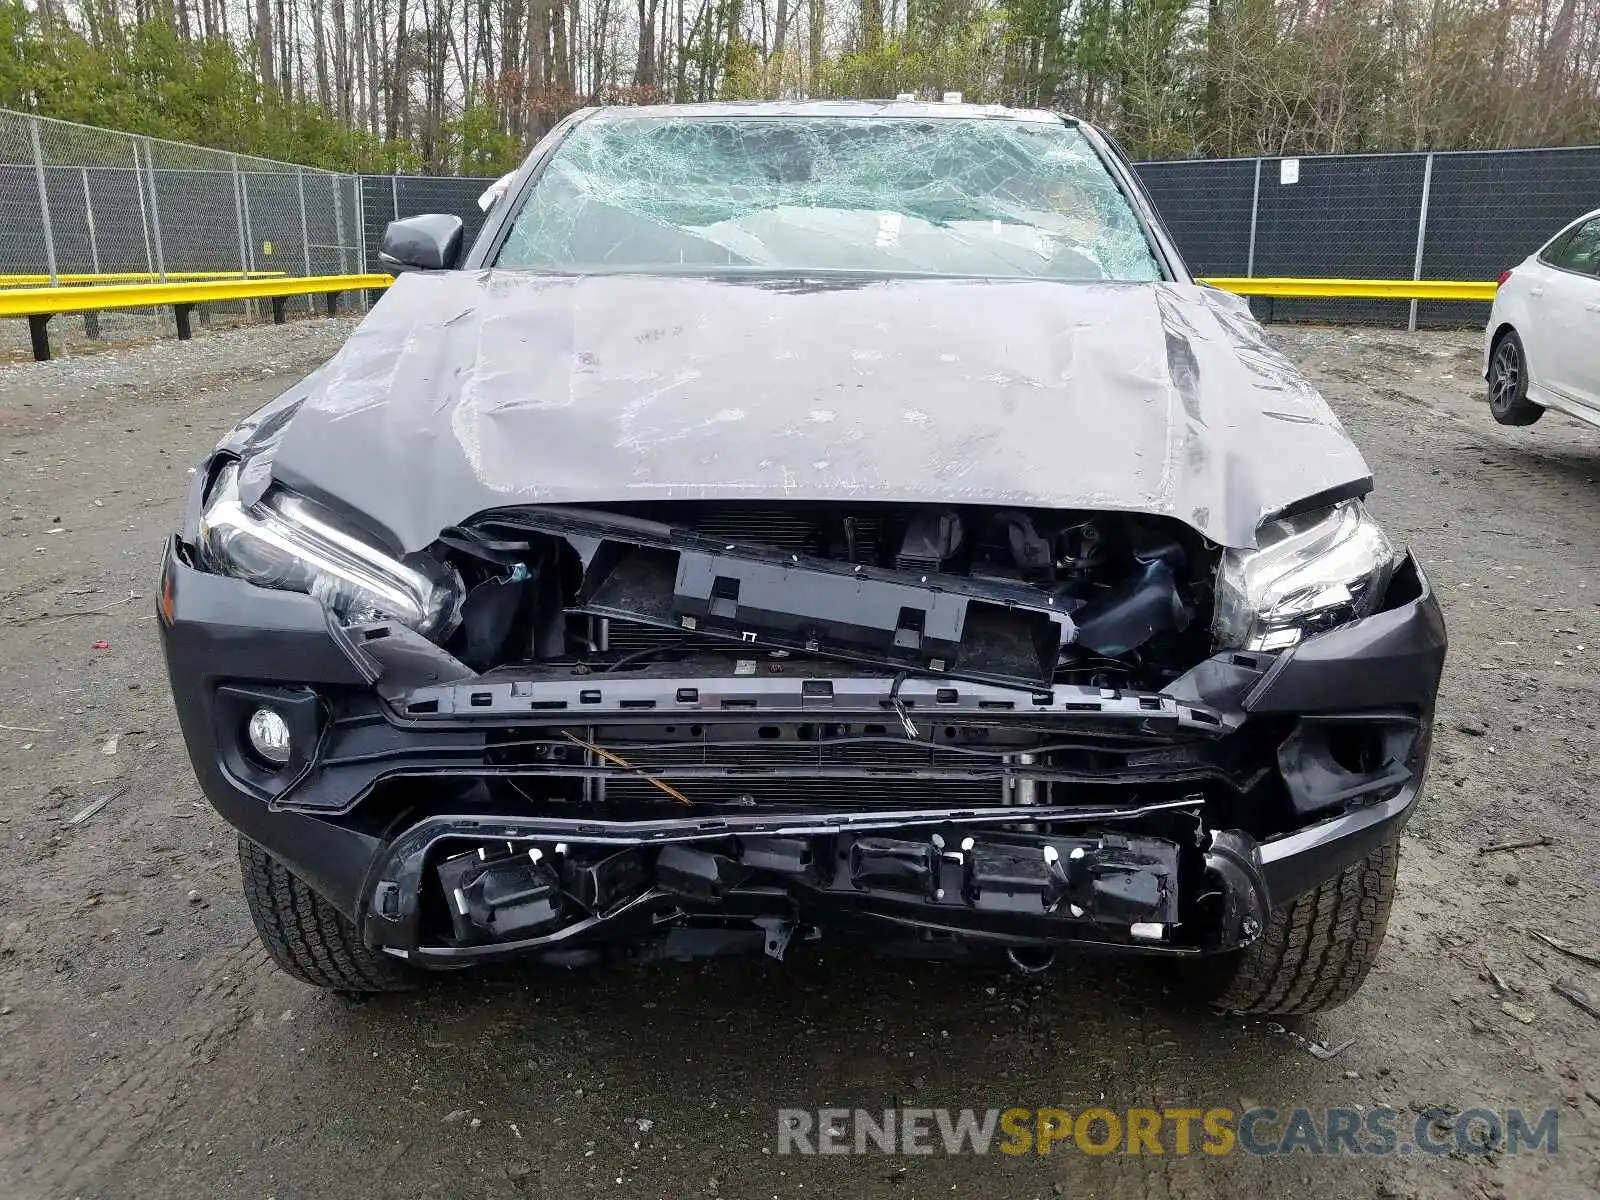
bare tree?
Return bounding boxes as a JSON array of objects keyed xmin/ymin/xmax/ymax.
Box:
[{"xmin": 255, "ymin": 0, "xmax": 277, "ymax": 94}]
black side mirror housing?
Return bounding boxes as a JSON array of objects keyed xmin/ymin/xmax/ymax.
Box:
[{"xmin": 378, "ymin": 214, "xmax": 465, "ymax": 272}]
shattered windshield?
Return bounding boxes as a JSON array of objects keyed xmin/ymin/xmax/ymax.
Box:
[{"xmin": 494, "ymin": 114, "xmax": 1164, "ymax": 282}]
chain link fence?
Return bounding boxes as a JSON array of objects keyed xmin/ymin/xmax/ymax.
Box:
[{"xmin": 0, "ymin": 107, "xmax": 367, "ymax": 348}]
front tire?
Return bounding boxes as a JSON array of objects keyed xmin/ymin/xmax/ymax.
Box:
[
  {"xmin": 239, "ymin": 838, "xmax": 416, "ymax": 992},
  {"xmin": 1488, "ymin": 329, "xmax": 1542, "ymax": 425},
  {"xmin": 1204, "ymin": 835, "xmax": 1399, "ymax": 1015}
]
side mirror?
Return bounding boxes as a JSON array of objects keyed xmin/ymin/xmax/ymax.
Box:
[{"xmin": 378, "ymin": 214, "xmax": 465, "ymax": 272}]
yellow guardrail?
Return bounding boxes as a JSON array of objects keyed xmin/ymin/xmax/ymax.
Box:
[
  {"xmin": 4, "ymin": 273, "xmax": 394, "ymax": 361},
  {"xmin": 1202, "ymin": 276, "xmax": 1497, "ymax": 301},
  {"xmin": 0, "ymin": 270, "xmax": 290, "ymax": 287},
  {"xmin": 4, "ymin": 271, "xmax": 1493, "ymax": 363}
]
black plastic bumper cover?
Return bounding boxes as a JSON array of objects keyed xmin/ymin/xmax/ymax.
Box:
[{"xmin": 160, "ymin": 539, "xmax": 1444, "ymax": 941}]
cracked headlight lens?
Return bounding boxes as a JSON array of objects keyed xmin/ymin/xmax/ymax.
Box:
[
  {"xmin": 198, "ymin": 461, "xmax": 462, "ymax": 640},
  {"xmin": 1212, "ymin": 501, "xmax": 1397, "ymax": 652}
]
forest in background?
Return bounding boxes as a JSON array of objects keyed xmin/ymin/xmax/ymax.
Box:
[{"xmin": 3, "ymin": 0, "xmax": 1599, "ymax": 173}]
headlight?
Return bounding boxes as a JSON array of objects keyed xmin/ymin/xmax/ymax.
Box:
[
  {"xmin": 198, "ymin": 461, "xmax": 462, "ymax": 640},
  {"xmin": 1212, "ymin": 501, "xmax": 1397, "ymax": 652}
]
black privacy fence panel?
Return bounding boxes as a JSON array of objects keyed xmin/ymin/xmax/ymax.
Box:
[
  {"xmin": 1134, "ymin": 146, "xmax": 1600, "ymax": 328},
  {"xmin": 1249, "ymin": 153, "xmax": 1426, "ymax": 326},
  {"xmin": 1131, "ymin": 157, "xmax": 1258, "ymax": 278}
]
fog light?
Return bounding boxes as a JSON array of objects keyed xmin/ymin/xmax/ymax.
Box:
[{"xmin": 247, "ymin": 707, "xmax": 292, "ymax": 767}]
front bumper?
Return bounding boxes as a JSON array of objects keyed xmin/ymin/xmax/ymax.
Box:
[{"xmin": 159, "ymin": 538, "xmax": 1445, "ymax": 967}]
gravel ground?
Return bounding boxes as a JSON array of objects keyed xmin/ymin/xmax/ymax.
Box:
[{"xmin": 0, "ymin": 320, "xmax": 1597, "ymax": 1200}]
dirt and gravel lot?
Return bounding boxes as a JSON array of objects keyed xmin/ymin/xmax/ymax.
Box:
[{"xmin": 0, "ymin": 319, "xmax": 1596, "ymax": 1200}]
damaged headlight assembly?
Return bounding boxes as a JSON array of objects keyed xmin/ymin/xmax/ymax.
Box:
[
  {"xmin": 198, "ymin": 461, "xmax": 462, "ymax": 640},
  {"xmin": 1212, "ymin": 501, "xmax": 1398, "ymax": 652}
]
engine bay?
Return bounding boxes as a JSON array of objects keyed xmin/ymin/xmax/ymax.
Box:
[{"xmin": 428, "ymin": 502, "xmax": 1219, "ymax": 689}]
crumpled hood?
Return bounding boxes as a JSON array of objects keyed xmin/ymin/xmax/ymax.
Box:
[{"xmin": 236, "ymin": 270, "xmax": 1371, "ymax": 552}]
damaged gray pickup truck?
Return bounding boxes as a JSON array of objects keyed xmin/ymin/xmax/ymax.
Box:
[{"xmin": 158, "ymin": 101, "xmax": 1445, "ymax": 1014}]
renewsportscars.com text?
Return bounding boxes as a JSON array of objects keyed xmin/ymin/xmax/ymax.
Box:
[{"xmin": 776, "ymin": 1106, "xmax": 1559, "ymax": 1157}]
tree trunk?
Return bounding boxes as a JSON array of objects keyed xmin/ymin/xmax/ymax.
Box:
[
  {"xmin": 312, "ymin": 0, "xmax": 331, "ymax": 109},
  {"xmin": 569, "ymin": 0, "xmax": 580, "ymax": 93},
  {"xmin": 527, "ymin": 0, "xmax": 549, "ymax": 134},
  {"xmin": 675, "ymin": 0, "xmax": 691, "ymax": 101},
  {"xmin": 772, "ymin": 0, "xmax": 790, "ymax": 59},
  {"xmin": 331, "ymin": 0, "xmax": 350, "ymax": 120},
  {"xmin": 256, "ymin": 0, "xmax": 277, "ymax": 94},
  {"xmin": 386, "ymin": 0, "xmax": 408, "ymax": 141},
  {"xmin": 364, "ymin": 0, "xmax": 382, "ymax": 137},
  {"xmin": 808, "ymin": 0, "xmax": 821, "ymax": 90},
  {"xmin": 637, "ymin": 0, "xmax": 660, "ymax": 88},
  {"xmin": 275, "ymin": 0, "xmax": 290, "ymax": 98},
  {"xmin": 586, "ymin": 0, "xmax": 602, "ymax": 96},
  {"xmin": 553, "ymin": 0, "xmax": 573, "ymax": 94},
  {"xmin": 659, "ymin": 0, "xmax": 671, "ymax": 93},
  {"xmin": 860, "ymin": 0, "xmax": 880, "ymax": 53}
]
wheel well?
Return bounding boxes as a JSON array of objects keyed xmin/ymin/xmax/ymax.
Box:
[{"xmin": 1487, "ymin": 323, "xmax": 1517, "ymax": 380}]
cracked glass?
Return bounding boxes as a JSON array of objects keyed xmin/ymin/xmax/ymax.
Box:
[{"xmin": 495, "ymin": 114, "xmax": 1163, "ymax": 282}]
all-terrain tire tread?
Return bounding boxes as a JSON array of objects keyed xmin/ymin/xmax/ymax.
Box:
[
  {"xmin": 1212, "ymin": 837, "xmax": 1398, "ymax": 1016},
  {"xmin": 238, "ymin": 837, "xmax": 414, "ymax": 992}
]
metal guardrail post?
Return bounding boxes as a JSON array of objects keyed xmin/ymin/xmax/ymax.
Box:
[
  {"xmin": 132, "ymin": 139, "xmax": 154, "ymax": 277},
  {"xmin": 29, "ymin": 118, "xmax": 59, "ymax": 286},
  {"xmin": 143, "ymin": 137, "xmax": 167, "ymax": 281},
  {"xmin": 296, "ymin": 167, "xmax": 313, "ymax": 313},
  {"xmin": 1246, "ymin": 158, "xmax": 1262, "ymax": 278},
  {"xmin": 81, "ymin": 166, "xmax": 101, "ymax": 338},
  {"xmin": 1408, "ymin": 152, "xmax": 1435, "ymax": 334}
]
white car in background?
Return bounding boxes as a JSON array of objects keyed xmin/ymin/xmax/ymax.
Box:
[{"xmin": 1485, "ymin": 207, "xmax": 1600, "ymax": 428}]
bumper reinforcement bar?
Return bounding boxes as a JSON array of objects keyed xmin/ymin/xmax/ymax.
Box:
[{"xmin": 360, "ymin": 805, "xmax": 1271, "ymax": 964}]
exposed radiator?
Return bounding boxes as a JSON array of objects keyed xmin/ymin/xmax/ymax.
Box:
[
  {"xmin": 683, "ymin": 506, "xmax": 885, "ymax": 559},
  {"xmin": 600, "ymin": 619, "xmax": 707, "ymax": 654}
]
